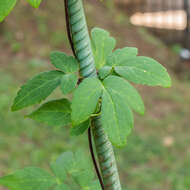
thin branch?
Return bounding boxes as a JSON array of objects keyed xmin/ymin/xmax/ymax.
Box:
[
  {"xmin": 64, "ymin": 0, "xmax": 77, "ymax": 57},
  {"xmin": 64, "ymin": 1, "xmax": 104, "ymax": 189},
  {"xmin": 88, "ymin": 127, "xmax": 105, "ymax": 190}
]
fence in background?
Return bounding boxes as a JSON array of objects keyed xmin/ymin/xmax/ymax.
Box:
[{"xmin": 116, "ymin": 0, "xmax": 190, "ymax": 49}]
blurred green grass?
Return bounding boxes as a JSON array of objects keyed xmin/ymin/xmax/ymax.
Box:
[{"xmin": 0, "ymin": 0, "xmax": 190, "ymax": 189}]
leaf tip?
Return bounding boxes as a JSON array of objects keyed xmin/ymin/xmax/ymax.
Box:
[
  {"xmin": 139, "ymin": 109, "xmax": 145, "ymax": 116},
  {"xmin": 166, "ymin": 79, "xmax": 172, "ymax": 88},
  {"xmin": 0, "ymin": 18, "xmax": 4, "ymax": 23},
  {"xmin": 162, "ymin": 77, "xmax": 172, "ymax": 88},
  {"xmin": 112, "ymin": 139, "xmax": 127, "ymax": 148},
  {"xmin": 11, "ymin": 104, "xmax": 18, "ymax": 112}
]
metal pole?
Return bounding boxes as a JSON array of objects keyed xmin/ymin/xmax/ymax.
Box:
[
  {"xmin": 65, "ymin": 1, "xmax": 122, "ymax": 189},
  {"xmin": 184, "ymin": 0, "xmax": 190, "ymax": 48}
]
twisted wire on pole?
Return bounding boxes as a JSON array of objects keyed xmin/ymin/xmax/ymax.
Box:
[
  {"xmin": 92, "ymin": 118, "xmax": 122, "ymax": 190},
  {"xmin": 67, "ymin": 0, "xmax": 97, "ymax": 77},
  {"xmin": 65, "ymin": 0, "xmax": 122, "ymax": 189}
]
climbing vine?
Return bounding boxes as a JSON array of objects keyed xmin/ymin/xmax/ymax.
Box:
[{"xmin": 0, "ymin": 1, "xmax": 171, "ymax": 190}]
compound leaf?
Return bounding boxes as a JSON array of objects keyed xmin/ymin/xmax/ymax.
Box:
[
  {"xmin": 26, "ymin": 0, "xmax": 42, "ymax": 8},
  {"xmin": 51, "ymin": 151, "xmax": 99, "ymax": 190},
  {"xmin": 91, "ymin": 27, "xmax": 116, "ymax": 69},
  {"xmin": 50, "ymin": 51, "xmax": 79, "ymax": 73},
  {"xmin": 0, "ymin": 0, "xmax": 17, "ymax": 22},
  {"xmin": 101, "ymin": 89, "xmax": 134, "ymax": 147},
  {"xmin": 70, "ymin": 151, "xmax": 94, "ymax": 188},
  {"xmin": 60, "ymin": 74, "xmax": 78, "ymax": 95},
  {"xmin": 103, "ymin": 76, "xmax": 144, "ymax": 115},
  {"xmin": 71, "ymin": 78, "xmax": 103, "ymax": 125},
  {"xmin": 12, "ymin": 71, "xmax": 63, "ymax": 111},
  {"xmin": 50, "ymin": 152, "xmax": 74, "ymax": 181},
  {"xmin": 27, "ymin": 99, "xmax": 71, "ymax": 127},
  {"xmin": 0, "ymin": 167, "xmax": 56, "ymax": 190},
  {"xmin": 70, "ymin": 119, "xmax": 90, "ymax": 136},
  {"xmin": 115, "ymin": 56, "xmax": 171, "ymax": 87},
  {"xmin": 107, "ymin": 47, "xmax": 138, "ymax": 66},
  {"xmin": 72, "ymin": 170, "xmax": 94, "ymax": 188}
]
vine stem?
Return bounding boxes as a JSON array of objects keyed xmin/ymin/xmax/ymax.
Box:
[
  {"xmin": 64, "ymin": 0, "xmax": 104, "ymax": 187},
  {"xmin": 64, "ymin": 0, "xmax": 122, "ymax": 189},
  {"xmin": 64, "ymin": 1, "xmax": 104, "ymax": 187},
  {"xmin": 64, "ymin": 0, "xmax": 76, "ymax": 57},
  {"xmin": 88, "ymin": 127, "xmax": 105, "ymax": 190}
]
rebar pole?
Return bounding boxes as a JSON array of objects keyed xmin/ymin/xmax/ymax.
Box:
[
  {"xmin": 184, "ymin": 0, "xmax": 189, "ymax": 33},
  {"xmin": 184, "ymin": 0, "xmax": 190, "ymax": 48},
  {"xmin": 65, "ymin": 0, "xmax": 122, "ymax": 189}
]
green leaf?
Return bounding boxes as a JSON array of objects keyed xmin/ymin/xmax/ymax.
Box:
[
  {"xmin": 12, "ymin": 71, "xmax": 63, "ymax": 111},
  {"xmin": 91, "ymin": 27, "xmax": 116, "ymax": 69},
  {"xmin": 72, "ymin": 150, "xmax": 92, "ymax": 172},
  {"xmin": 71, "ymin": 77, "xmax": 103, "ymax": 125},
  {"xmin": 50, "ymin": 51, "xmax": 79, "ymax": 73},
  {"xmin": 0, "ymin": 0, "xmax": 17, "ymax": 22},
  {"xmin": 103, "ymin": 76, "xmax": 144, "ymax": 115},
  {"xmin": 101, "ymin": 89, "xmax": 134, "ymax": 147},
  {"xmin": 51, "ymin": 152, "xmax": 74, "ymax": 181},
  {"xmin": 70, "ymin": 151, "xmax": 95, "ymax": 188},
  {"xmin": 115, "ymin": 56, "xmax": 172, "ymax": 87},
  {"xmin": 51, "ymin": 151, "xmax": 98, "ymax": 190},
  {"xmin": 51, "ymin": 151, "xmax": 94, "ymax": 187},
  {"xmin": 70, "ymin": 119, "xmax": 90, "ymax": 136},
  {"xmin": 72, "ymin": 170, "xmax": 94, "ymax": 188},
  {"xmin": 88, "ymin": 181, "xmax": 101, "ymax": 190},
  {"xmin": 26, "ymin": 0, "xmax": 42, "ymax": 8},
  {"xmin": 0, "ymin": 167, "xmax": 56, "ymax": 190},
  {"xmin": 27, "ymin": 99, "xmax": 71, "ymax": 127},
  {"xmin": 107, "ymin": 47, "xmax": 138, "ymax": 66},
  {"xmin": 60, "ymin": 74, "xmax": 78, "ymax": 95},
  {"xmin": 98, "ymin": 66, "xmax": 112, "ymax": 79},
  {"xmin": 54, "ymin": 184, "xmax": 70, "ymax": 190}
]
